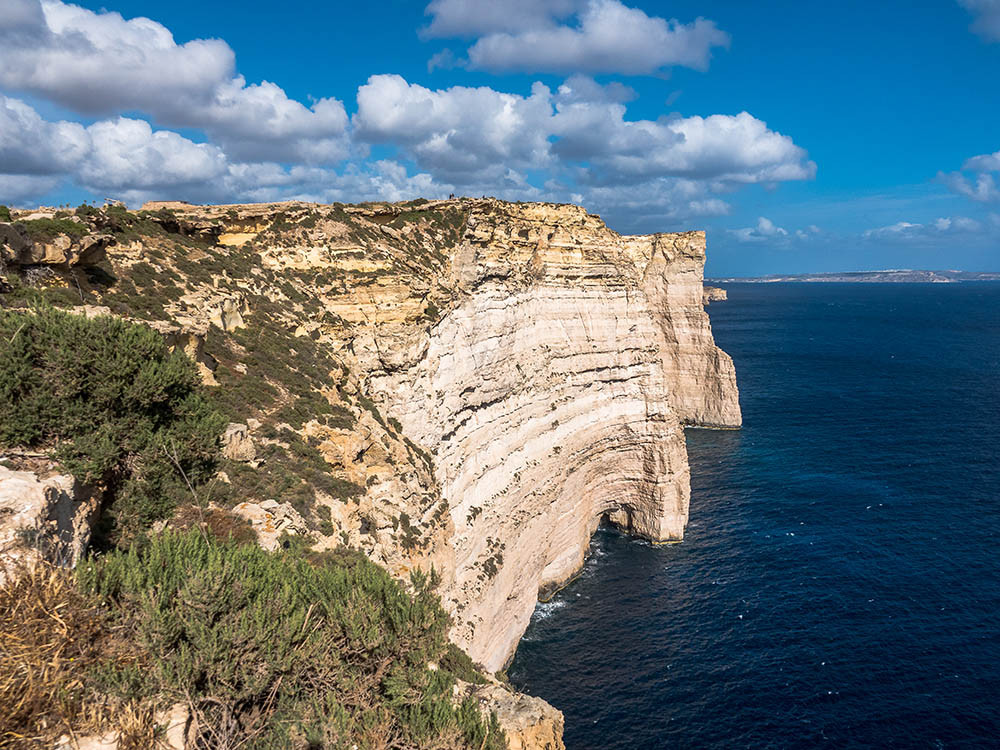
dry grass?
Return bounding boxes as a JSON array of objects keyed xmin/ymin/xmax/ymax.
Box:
[
  {"xmin": 0, "ymin": 562, "xmax": 152, "ymax": 749},
  {"xmin": 170, "ymin": 503, "xmax": 257, "ymax": 545}
]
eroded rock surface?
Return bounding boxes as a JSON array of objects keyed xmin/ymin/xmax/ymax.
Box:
[
  {"xmin": 3, "ymin": 198, "xmax": 740, "ymax": 748},
  {"xmin": 365, "ymin": 202, "xmax": 740, "ymax": 669},
  {"xmin": 0, "ymin": 466, "xmax": 100, "ymax": 577}
]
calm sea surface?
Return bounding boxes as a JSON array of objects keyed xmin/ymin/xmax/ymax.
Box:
[{"xmin": 508, "ymin": 283, "xmax": 1000, "ymax": 749}]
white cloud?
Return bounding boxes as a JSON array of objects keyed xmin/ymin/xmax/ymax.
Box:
[
  {"xmin": 354, "ymin": 74, "xmax": 554, "ymax": 181},
  {"xmin": 0, "ymin": 95, "xmax": 89, "ymax": 174},
  {"xmin": 945, "ymin": 173, "xmax": 1000, "ymax": 202},
  {"xmin": 940, "ymin": 149, "xmax": 1000, "ymax": 202},
  {"xmin": 863, "ymin": 216, "xmax": 983, "ymax": 241},
  {"xmin": 730, "ymin": 216, "xmax": 789, "ymax": 243},
  {"xmin": 79, "ymin": 118, "xmax": 229, "ymax": 193},
  {"xmin": 423, "ymin": 0, "xmax": 580, "ymax": 37},
  {"xmin": 0, "ymin": 95, "xmax": 455, "ymax": 208},
  {"xmin": 964, "ymin": 150, "xmax": 1000, "ymax": 171},
  {"xmin": 0, "ymin": 1, "xmax": 349, "ymax": 164},
  {"xmin": 958, "ymin": 0, "xmax": 1000, "ymax": 41},
  {"xmin": 0, "ymin": 0, "xmax": 233, "ymax": 115},
  {"xmin": 552, "ymin": 84, "xmax": 816, "ymax": 183},
  {"xmin": 425, "ymin": 0, "xmax": 729, "ymax": 75},
  {"xmin": 355, "ymin": 75, "xmax": 815, "ymax": 191}
]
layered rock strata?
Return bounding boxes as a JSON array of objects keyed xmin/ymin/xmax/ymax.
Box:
[
  {"xmin": 366, "ymin": 202, "xmax": 740, "ymax": 669},
  {"xmin": 1, "ymin": 198, "xmax": 739, "ymax": 746}
]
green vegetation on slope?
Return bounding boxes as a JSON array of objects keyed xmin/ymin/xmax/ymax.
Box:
[
  {"xmin": 0, "ymin": 305, "xmax": 224, "ymax": 546},
  {"xmin": 0, "ymin": 532, "xmax": 504, "ymax": 749},
  {"xmin": 15, "ymin": 218, "xmax": 89, "ymax": 241}
]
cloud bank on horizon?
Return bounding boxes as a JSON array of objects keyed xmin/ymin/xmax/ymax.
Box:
[{"xmin": 0, "ymin": 0, "xmax": 997, "ymax": 272}]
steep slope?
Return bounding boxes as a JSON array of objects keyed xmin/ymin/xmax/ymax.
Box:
[
  {"xmin": 1, "ymin": 197, "xmax": 739, "ymax": 701},
  {"xmin": 364, "ymin": 202, "xmax": 740, "ymax": 669}
]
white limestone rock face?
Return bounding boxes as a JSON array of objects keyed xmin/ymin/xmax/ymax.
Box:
[
  {"xmin": 0, "ymin": 466, "xmax": 100, "ymax": 577},
  {"xmin": 231, "ymin": 499, "xmax": 309, "ymax": 550},
  {"xmin": 368, "ymin": 202, "xmax": 741, "ymax": 671},
  {"xmin": 459, "ymin": 680, "xmax": 565, "ymax": 750}
]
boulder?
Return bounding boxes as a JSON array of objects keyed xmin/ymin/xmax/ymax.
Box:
[
  {"xmin": 222, "ymin": 423, "xmax": 256, "ymax": 462},
  {"xmin": 208, "ymin": 294, "xmax": 249, "ymax": 332},
  {"xmin": 0, "ymin": 466, "xmax": 100, "ymax": 578},
  {"xmin": 17, "ymin": 232, "xmax": 112, "ymax": 267},
  {"xmin": 231, "ymin": 500, "xmax": 309, "ymax": 551}
]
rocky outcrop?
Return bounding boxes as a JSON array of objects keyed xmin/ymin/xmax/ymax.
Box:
[
  {"xmin": 0, "ymin": 466, "xmax": 100, "ymax": 578},
  {"xmin": 231, "ymin": 499, "xmax": 309, "ymax": 550},
  {"xmin": 4, "ymin": 198, "xmax": 740, "ymax": 749},
  {"xmin": 207, "ymin": 293, "xmax": 249, "ymax": 332},
  {"xmin": 146, "ymin": 317, "xmax": 220, "ymax": 386},
  {"xmin": 222, "ymin": 423, "xmax": 256, "ymax": 462},
  {"xmin": 703, "ymin": 285, "xmax": 727, "ymax": 303},
  {"xmin": 0, "ymin": 223, "xmax": 112, "ymax": 268},
  {"xmin": 461, "ymin": 681, "xmax": 565, "ymax": 750},
  {"xmin": 364, "ymin": 202, "xmax": 740, "ymax": 670}
]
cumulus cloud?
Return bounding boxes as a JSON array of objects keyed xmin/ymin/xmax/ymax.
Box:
[
  {"xmin": 941, "ymin": 172, "xmax": 1000, "ymax": 202},
  {"xmin": 552, "ymin": 81, "xmax": 816, "ymax": 183},
  {"xmin": 354, "ymin": 75, "xmax": 554, "ymax": 181},
  {"xmin": 863, "ymin": 216, "xmax": 983, "ymax": 241},
  {"xmin": 0, "ymin": 97, "xmax": 230, "ymax": 203},
  {"xmin": 424, "ymin": 0, "xmax": 729, "ymax": 75},
  {"xmin": 0, "ymin": 0, "xmax": 349, "ymax": 164},
  {"xmin": 963, "ymin": 150, "xmax": 1000, "ymax": 171},
  {"xmin": 958, "ymin": 0, "xmax": 1000, "ymax": 41},
  {"xmin": 0, "ymin": 95, "xmax": 89, "ymax": 174},
  {"xmin": 729, "ymin": 216, "xmax": 789, "ymax": 243},
  {"xmin": 79, "ymin": 118, "xmax": 229, "ymax": 193},
  {"xmin": 939, "ymin": 149, "xmax": 1000, "ymax": 202},
  {"xmin": 355, "ymin": 74, "xmax": 815, "ymax": 191},
  {"xmin": 0, "ymin": 95, "xmax": 454, "ymax": 208}
]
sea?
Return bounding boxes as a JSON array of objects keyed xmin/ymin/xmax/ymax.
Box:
[{"xmin": 508, "ymin": 282, "xmax": 1000, "ymax": 749}]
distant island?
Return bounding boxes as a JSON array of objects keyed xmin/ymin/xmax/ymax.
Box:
[{"xmin": 708, "ymin": 270, "xmax": 1000, "ymax": 283}]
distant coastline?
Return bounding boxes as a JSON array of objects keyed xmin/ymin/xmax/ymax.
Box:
[{"xmin": 708, "ymin": 269, "xmax": 1000, "ymax": 283}]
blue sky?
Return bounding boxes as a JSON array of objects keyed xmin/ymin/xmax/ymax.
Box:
[{"xmin": 1, "ymin": 0, "xmax": 998, "ymax": 275}]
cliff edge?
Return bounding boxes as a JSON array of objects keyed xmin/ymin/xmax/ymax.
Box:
[{"xmin": 1, "ymin": 198, "xmax": 739, "ymax": 747}]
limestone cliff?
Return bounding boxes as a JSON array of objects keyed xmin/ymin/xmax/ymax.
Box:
[
  {"xmin": 1, "ymin": 198, "xmax": 739, "ymax": 747},
  {"xmin": 361, "ymin": 202, "xmax": 740, "ymax": 669}
]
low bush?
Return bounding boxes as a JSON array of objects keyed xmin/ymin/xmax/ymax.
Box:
[
  {"xmin": 73, "ymin": 531, "xmax": 505, "ymax": 749},
  {"xmin": 0, "ymin": 305, "xmax": 225, "ymax": 545},
  {"xmin": 16, "ymin": 218, "xmax": 88, "ymax": 241}
]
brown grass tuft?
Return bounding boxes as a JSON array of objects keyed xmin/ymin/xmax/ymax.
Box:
[
  {"xmin": 170, "ymin": 503, "xmax": 257, "ymax": 545},
  {"xmin": 0, "ymin": 563, "xmax": 150, "ymax": 749}
]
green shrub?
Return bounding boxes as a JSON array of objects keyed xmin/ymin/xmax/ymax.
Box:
[
  {"xmin": 77, "ymin": 531, "xmax": 505, "ymax": 749},
  {"xmin": 0, "ymin": 305, "xmax": 224, "ymax": 545},
  {"xmin": 0, "ymin": 205, "xmax": 11, "ymax": 222},
  {"xmin": 16, "ymin": 218, "xmax": 88, "ymax": 241}
]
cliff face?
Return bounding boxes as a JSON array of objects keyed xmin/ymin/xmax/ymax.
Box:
[
  {"xmin": 1, "ymin": 198, "xmax": 738, "ymax": 745},
  {"xmin": 363, "ymin": 202, "xmax": 740, "ymax": 669}
]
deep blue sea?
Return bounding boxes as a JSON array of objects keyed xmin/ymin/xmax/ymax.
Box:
[{"xmin": 509, "ymin": 283, "xmax": 1000, "ymax": 749}]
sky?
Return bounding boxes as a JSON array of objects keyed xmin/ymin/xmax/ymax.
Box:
[{"xmin": 1, "ymin": 0, "xmax": 999, "ymax": 275}]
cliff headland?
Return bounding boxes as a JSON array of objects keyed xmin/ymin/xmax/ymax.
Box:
[{"xmin": 0, "ymin": 198, "xmax": 739, "ymax": 748}]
